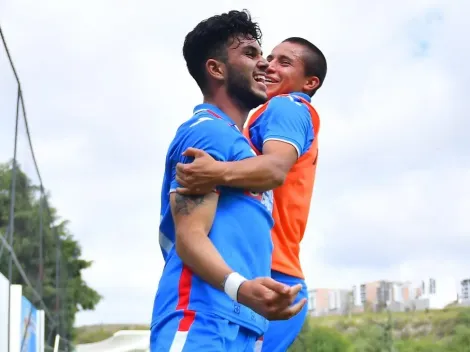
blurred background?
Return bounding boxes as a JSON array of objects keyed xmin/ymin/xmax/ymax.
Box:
[{"xmin": 1, "ymin": 0, "xmax": 469, "ymax": 351}]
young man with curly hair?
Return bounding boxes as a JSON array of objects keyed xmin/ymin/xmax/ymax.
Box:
[{"xmin": 150, "ymin": 10, "xmax": 305, "ymax": 352}]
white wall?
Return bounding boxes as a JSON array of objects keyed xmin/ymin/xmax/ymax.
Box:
[
  {"xmin": 393, "ymin": 283, "xmax": 403, "ymax": 303},
  {"xmin": 0, "ymin": 277, "xmax": 45, "ymax": 352},
  {"xmin": 0, "ymin": 272, "xmax": 10, "ymax": 352},
  {"xmin": 10, "ymin": 284, "xmax": 23, "ymax": 352},
  {"xmin": 307, "ymin": 290, "xmax": 316, "ymax": 311},
  {"xmin": 37, "ymin": 310, "xmax": 45, "ymax": 352},
  {"xmin": 352, "ymin": 285, "xmax": 362, "ymax": 306}
]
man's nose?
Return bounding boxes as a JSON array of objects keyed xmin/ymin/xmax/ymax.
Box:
[
  {"xmin": 258, "ymin": 56, "xmax": 268, "ymax": 70},
  {"xmin": 266, "ymin": 62, "xmax": 275, "ymax": 74}
]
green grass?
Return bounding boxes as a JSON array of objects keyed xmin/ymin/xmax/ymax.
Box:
[
  {"xmin": 306, "ymin": 306, "xmax": 468, "ymax": 342},
  {"xmin": 74, "ymin": 306, "xmax": 470, "ymax": 345},
  {"xmin": 74, "ymin": 324, "xmax": 149, "ymax": 344},
  {"xmin": 289, "ymin": 307, "xmax": 470, "ymax": 351}
]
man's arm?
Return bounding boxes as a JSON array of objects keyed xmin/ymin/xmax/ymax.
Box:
[
  {"xmin": 169, "ymin": 117, "xmax": 307, "ymax": 319},
  {"xmin": 219, "ymin": 141, "xmax": 297, "ymax": 191},
  {"xmin": 220, "ymin": 97, "xmax": 312, "ymax": 191},
  {"xmin": 176, "ymin": 97, "xmax": 312, "ymax": 194},
  {"xmin": 175, "ymin": 143, "xmax": 297, "ymax": 193},
  {"xmin": 171, "ymin": 191, "xmax": 234, "ymax": 290},
  {"xmin": 172, "ymin": 173, "xmax": 308, "ymax": 320}
]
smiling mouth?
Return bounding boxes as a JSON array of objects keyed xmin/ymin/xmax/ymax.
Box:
[
  {"xmin": 254, "ymin": 74, "xmax": 265, "ymax": 84},
  {"xmin": 265, "ymin": 77, "xmax": 278, "ymax": 84},
  {"xmin": 253, "ymin": 74, "xmax": 267, "ymax": 91}
]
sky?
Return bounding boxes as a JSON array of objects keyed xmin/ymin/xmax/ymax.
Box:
[{"xmin": 0, "ymin": 0, "xmax": 468, "ymax": 327}]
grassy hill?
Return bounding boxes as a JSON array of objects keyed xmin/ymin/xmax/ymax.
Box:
[
  {"xmin": 309, "ymin": 307, "xmax": 465, "ymax": 339},
  {"xmin": 290, "ymin": 306, "xmax": 470, "ymax": 351},
  {"xmin": 75, "ymin": 306, "xmax": 470, "ymax": 350},
  {"xmin": 74, "ymin": 324, "xmax": 149, "ymax": 344}
]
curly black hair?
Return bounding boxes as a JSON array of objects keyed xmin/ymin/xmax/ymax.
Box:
[{"xmin": 183, "ymin": 9, "xmax": 262, "ymax": 92}]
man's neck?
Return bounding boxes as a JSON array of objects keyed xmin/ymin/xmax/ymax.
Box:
[{"xmin": 204, "ymin": 91, "xmax": 248, "ymax": 131}]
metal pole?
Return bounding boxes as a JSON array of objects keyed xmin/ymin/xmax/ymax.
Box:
[
  {"xmin": 55, "ymin": 229, "xmax": 61, "ymax": 339},
  {"xmin": 6, "ymin": 87, "xmax": 21, "ymax": 352},
  {"xmin": 38, "ymin": 191, "xmax": 45, "ymax": 296}
]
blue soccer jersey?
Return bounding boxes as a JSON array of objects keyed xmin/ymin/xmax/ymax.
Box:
[
  {"xmin": 248, "ymin": 92, "xmax": 314, "ymax": 158},
  {"xmin": 152, "ymin": 103, "xmax": 274, "ymax": 337}
]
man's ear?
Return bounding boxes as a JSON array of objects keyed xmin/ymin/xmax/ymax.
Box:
[
  {"xmin": 303, "ymin": 76, "xmax": 320, "ymax": 93},
  {"xmin": 206, "ymin": 59, "xmax": 225, "ymax": 82}
]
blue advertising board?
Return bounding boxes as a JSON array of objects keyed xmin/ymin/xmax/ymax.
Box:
[{"xmin": 20, "ymin": 296, "xmax": 37, "ymax": 352}]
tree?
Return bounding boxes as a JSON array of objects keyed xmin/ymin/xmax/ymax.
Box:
[{"xmin": 0, "ymin": 161, "xmax": 101, "ymax": 345}]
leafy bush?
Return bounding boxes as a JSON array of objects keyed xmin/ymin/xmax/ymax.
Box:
[
  {"xmin": 394, "ymin": 339, "xmax": 445, "ymax": 352},
  {"xmin": 289, "ymin": 324, "xmax": 351, "ymax": 352},
  {"xmin": 446, "ymin": 324, "xmax": 470, "ymax": 352},
  {"xmin": 289, "ymin": 309, "xmax": 470, "ymax": 352}
]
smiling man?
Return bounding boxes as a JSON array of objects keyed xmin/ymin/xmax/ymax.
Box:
[
  {"xmin": 175, "ymin": 37, "xmax": 328, "ymax": 351},
  {"xmin": 151, "ymin": 15, "xmax": 308, "ymax": 352}
]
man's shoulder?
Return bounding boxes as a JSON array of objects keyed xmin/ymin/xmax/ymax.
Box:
[
  {"xmin": 267, "ymin": 94, "xmax": 310, "ymax": 111},
  {"xmin": 174, "ymin": 112, "xmax": 232, "ymax": 140},
  {"xmin": 257, "ymin": 94, "xmax": 311, "ymax": 125},
  {"xmin": 182, "ymin": 111, "xmax": 227, "ymax": 129}
]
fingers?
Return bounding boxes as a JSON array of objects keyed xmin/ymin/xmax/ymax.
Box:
[
  {"xmin": 267, "ymin": 298, "xmax": 307, "ymax": 321},
  {"xmin": 287, "ymin": 284, "xmax": 303, "ymax": 297},
  {"xmin": 175, "ymin": 187, "xmax": 211, "ymax": 195},
  {"xmin": 261, "ymin": 279, "xmax": 302, "ymax": 305},
  {"xmin": 278, "ymin": 298, "xmax": 307, "ymax": 320},
  {"xmin": 260, "ymin": 278, "xmax": 290, "ymax": 295},
  {"xmin": 182, "ymin": 147, "xmax": 206, "ymax": 157},
  {"xmin": 175, "ymin": 187, "xmax": 192, "ymax": 195},
  {"xmin": 175, "ymin": 174, "xmax": 190, "ymax": 187},
  {"xmin": 176, "ymin": 162, "xmax": 190, "ymax": 175}
]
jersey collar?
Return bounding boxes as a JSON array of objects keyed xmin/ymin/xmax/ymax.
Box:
[
  {"xmin": 193, "ymin": 103, "xmax": 237, "ymax": 127},
  {"xmin": 289, "ymin": 92, "xmax": 311, "ymax": 103}
]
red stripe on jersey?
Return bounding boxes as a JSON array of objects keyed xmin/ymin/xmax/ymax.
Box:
[{"xmin": 176, "ymin": 265, "xmax": 196, "ymax": 332}]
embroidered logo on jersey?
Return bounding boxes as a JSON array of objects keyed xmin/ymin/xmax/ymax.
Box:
[
  {"xmin": 189, "ymin": 116, "xmax": 213, "ymax": 128},
  {"xmin": 261, "ymin": 190, "xmax": 274, "ymax": 214},
  {"xmin": 246, "ymin": 190, "xmax": 262, "ymax": 198},
  {"xmin": 243, "ymin": 190, "xmax": 273, "ymax": 214}
]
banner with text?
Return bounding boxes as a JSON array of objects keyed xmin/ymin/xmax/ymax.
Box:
[{"xmin": 20, "ymin": 295, "xmax": 38, "ymax": 352}]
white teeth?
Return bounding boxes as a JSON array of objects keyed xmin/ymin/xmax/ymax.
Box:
[{"xmin": 254, "ymin": 75, "xmax": 265, "ymax": 82}]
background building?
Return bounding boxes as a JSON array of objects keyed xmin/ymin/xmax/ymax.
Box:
[
  {"xmin": 459, "ymin": 278, "xmax": 470, "ymax": 306},
  {"xmin": 308, "ymin": 288, "xmax": 351, "ymax": 317}
]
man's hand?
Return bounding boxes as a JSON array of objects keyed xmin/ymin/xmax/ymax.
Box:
[
  {"xmin": 237, "ymin": 277, "xmax": 307, "ymax": 321},
  {"xmin": 176, "ymin": 148, "xmax": 226, "ymax": 195}
]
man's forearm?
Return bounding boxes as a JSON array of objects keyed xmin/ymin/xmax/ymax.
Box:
[
  {"xmin": 220, "ymin": 154, "xmax": 288, "ymax": 192},
  {"xmin": 171, "ymin": 192, "xmax": 233, "ymax": 291},
  {"xmin": 176, "ymin": 231, "xmax": 233, "ymax": 290}
]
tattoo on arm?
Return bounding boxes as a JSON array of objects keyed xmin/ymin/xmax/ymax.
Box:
[{"xmin": 173, "ymin": 193, "xmax": 206, "ymax": 215}]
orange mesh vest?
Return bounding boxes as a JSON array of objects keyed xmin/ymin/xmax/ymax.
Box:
[{"xmin": 243, "ymin": 95, "xmax": 320, "ymax": 279}]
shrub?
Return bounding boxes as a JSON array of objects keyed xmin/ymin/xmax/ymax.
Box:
[{"xmin": 289, "ymin": 324, "xmax": 351, "ymax": 352}]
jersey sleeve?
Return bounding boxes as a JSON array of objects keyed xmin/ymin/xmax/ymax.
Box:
[
  {"xmin": 169, "ymin": 118, "xmax": 231, "ymax": 191},
  {"xmin": 259, "ymin": 96, "xmax": 314, "ymax": 158}
]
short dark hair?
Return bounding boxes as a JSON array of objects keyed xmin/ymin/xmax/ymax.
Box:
[
  {"xmin": 183, "ymin": 10, "xmax": 262, "ymax": 92},
  {"xmin": 283, "ymin": 37, "xmax": 327, "ymax": 96}
]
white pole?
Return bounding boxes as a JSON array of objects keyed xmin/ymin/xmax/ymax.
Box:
[{"xmin": 53, "ymin": 334, "xmax": 60, "ymax": 352}]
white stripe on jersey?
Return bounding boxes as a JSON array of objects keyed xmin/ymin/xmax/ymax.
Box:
[{"xmin": 169, "ymin": 331, "xmax": 189, "ymax": 352}]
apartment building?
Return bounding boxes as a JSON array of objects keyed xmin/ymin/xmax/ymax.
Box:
[
  {"xmin": 307, "ymin": 288, "xmax": 351, "ymax": 317},
  {"xmin": 460, "ymin": 278, "xmax": 470, "ymax": 306},
  {"xmin": 308, "ymin": 277, "xmax": 462, "ymax": 317},
  {"xmin": 353, "ymin": 278, "xmax": 457, "ymax": 312},
  {"xmin": 352, "ymin": 280, "xmax": 395, "ymax": 310}
]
